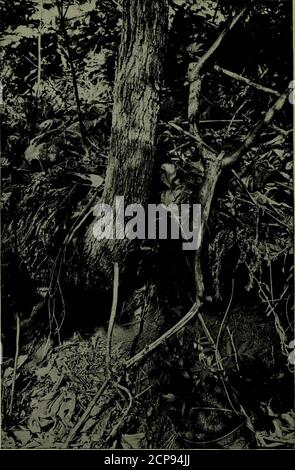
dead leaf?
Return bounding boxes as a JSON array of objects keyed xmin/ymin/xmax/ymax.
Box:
[
  {"xmin": 27, "ymin": 416, "xmax": 41, "ymax": 434},
  {"xmin": 81, "ymin": 418, "xmax": 96, "ymax": 433},
  {"xmin": 90, "ymin": 403, "xmax": 103, "ymax": 417},
  {"xmin": 35, "ymin": 365, "xmax": 53, "ymax": 380},
  {"xmin": 13, "ymin": 430, "xmax": 32, "ymax": 446},
  {"xmin": 58, "ymin": 396, "xmax": 76, "ymax": 425},
  {"xmin": 17, "ymin": 355, "xmax": 28, "ymax": 368},
  {"xmin": 49, "ymin": 367, "xmax": 61, "ymax": 383},
  {"xmin": 121, "ymin": 433, "xmax": 146, "ymax": 449}
]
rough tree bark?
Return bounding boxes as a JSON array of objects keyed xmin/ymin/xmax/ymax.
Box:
[
  {"xmin": 84, "ymin": 0, "xmax": 168, "ymax": 285},
  {"xmin": 103, "ymin": 0, "xmax": 168, "ymax": 206}
]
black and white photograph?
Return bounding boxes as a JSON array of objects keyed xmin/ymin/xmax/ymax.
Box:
[{"xmin": 0, "ymin": 0, "xmax": 294, "ymax": 452}]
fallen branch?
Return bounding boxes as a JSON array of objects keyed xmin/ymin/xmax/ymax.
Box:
[
  {"xmin": 214, "ymin": 65, "xmax": 280, "ymax": 97},
  {"xmin": 199, "ymin": 119, "xmax": 243, "ymax": 124},
  {"xmin": 125, "ymin": 300, "xmax": 201, "ymax": 369}
]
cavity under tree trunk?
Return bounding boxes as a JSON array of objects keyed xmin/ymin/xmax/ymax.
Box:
[{"xmin": 84, "ymin": 0, "xmax": 168, "ymax": 283}]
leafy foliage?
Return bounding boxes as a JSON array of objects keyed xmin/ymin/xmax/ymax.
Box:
[{"xmin": 1, "ymin": 0, "xmax": 293, "ymax": 450}]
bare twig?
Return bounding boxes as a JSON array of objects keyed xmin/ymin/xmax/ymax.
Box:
[
  {"xmin": 272, "ymin": 124, "xmax": 293, "ymax": 136},
  {"xmin": 107, "ymin": 382, "xmax": 132, "ymax": 440},
  {"xmin": 199, "ymin": 119, "xmax": 243, "ymax": 124},
  {"xmin": 65, "ymin": 378, "xmax": 109, "ymax": 446},
  {"xmin": 214, "ymin": 65, "xmax": 280, "ymax": 97},
  {"xmin": 168, "ymin": 122, "xmax": 215, "ymax": 154},
  {"xmin": 36, "ymin": 0, "xmax": 43, "ymax": 99},
  {"xmin": 225, "ymin": 99, "xmax": 249, "ymax": 137},
  {"xmin": 236, "ymin": 196, "xmax": 291, "ymax": 230},
  {"xmin": 248, "ymin": 269, "xmax": 289, "ymax": 357},
  {"xmin": 216, "ymin": 279, "xmax": 235, "ymax": 351},
  {"xmin": 226, "ymin": 327, "xmax": 240, "ymax": 372},
  {"xmin": 231, "ymin": 169, "xmax": 257, "ymax": 205},
  {"xmin": 198, "ymin": 312, "xmax": 237, "ymax": 412},
  {"xmin": 168, "ymin": 141, "xmax": 191, "ymax": 156},
  {"xmin": 56, "ymin": 0, "xmax": 86, "ymax": 143}
]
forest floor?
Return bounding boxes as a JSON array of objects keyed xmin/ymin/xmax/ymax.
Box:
[{"xmin": 2, "ymin": 306, "xmax": 294, "ymax": 449}]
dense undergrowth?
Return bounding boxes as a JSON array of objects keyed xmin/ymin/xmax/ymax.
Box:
[{"xmin": 1, "ymin": 0, "xmax": 294, "ymax": 449}]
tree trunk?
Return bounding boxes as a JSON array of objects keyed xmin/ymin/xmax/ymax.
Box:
[
  {"xmin": 84, "ymin": 0, "xmax": 168, "ymax": 285},
  {"xmin": 104, "ymin": 0, "xmax": 168, "ymax": 206}
]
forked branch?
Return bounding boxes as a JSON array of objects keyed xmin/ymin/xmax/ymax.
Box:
[
  {"xmin": 188, "ymin": 1, "xmax": 257, "ymax": 157},
  {"xmin": 189, "ymin": 0, "xmax": 258, "ymax": 80}
]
